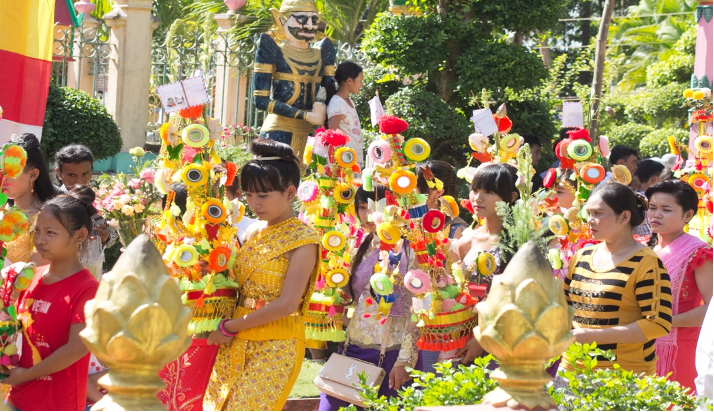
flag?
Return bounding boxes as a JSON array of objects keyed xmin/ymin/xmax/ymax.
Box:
[
  {"xmin": 369, "ymin": 94, "xmax": 385, "ymax": 127},
  {"xmin": 0, "ymin": 0, "xmax": 56, "ymax": 142}
]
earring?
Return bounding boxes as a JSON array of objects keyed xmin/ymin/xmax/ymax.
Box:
[{"xmin": 31, "ymin": 181, "xmax": 34, "ymax": 194}]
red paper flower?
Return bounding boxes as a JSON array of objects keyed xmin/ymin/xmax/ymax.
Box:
[
  {"xmin": 471, "ymin": 152, "xmax": 492, "ymax": 163},
  {"xmin": 543, "ymin": 168, "xmax": 558, "ymax": 188},
  {"xmin": 384, "ymin": 191, "xmax": 399, "ymax": 206},
  {"xmin": 224, "ymin": 162, "xmax": 237, "ymax": 186},
  {"xmin": 494, "ymin": 115, "xmax": 512, "ymax": 133},
  {"xmin": 460, "ymin": 199, "xmax": 474, "ymax": 214},
  {"xmin": 179, "ymin": 105, "xmax": 203, "ymax": 119},
  {"xmin": 317, "ymin": 129, "xmax": 348, "ymax": 147},
  {"xmin": 379, "ymin": 115, "xmax": 409, "ymax": 134},
  {"xmin": 556, "ymin": 139, "xmax": 575, "ymax": 169},
  {"xmin": 566, "ymin": 127, "xmax": 592, "ymax": 142}
]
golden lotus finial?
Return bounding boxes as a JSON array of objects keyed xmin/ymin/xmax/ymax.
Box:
[
  {"xmin": 474, "ymin": 242, "xmax": 574, "ymax": 410},
  {"xmin": 81, "ymin": 235, "xmax": 191, "ymax": 411}
]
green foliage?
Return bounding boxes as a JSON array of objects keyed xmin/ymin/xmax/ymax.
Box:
[
  {"xmin": 624, "ymin": 83, "xmax": 688, "ymax": 128},
  {"xmin": 456, "ymin": 41, "xmax": 548, "ymax": 100},
  {"xmin": 342, "ymin": 356, "xmax": 498, "ymax": 411},
  {"xmin": 361, "ymin": 13, "xmax": 450, "ymax": 76},
  {"xmin": 385, "ymin": 87, "xmax": 472, "ymax": 167},
  {"xmin": 639, "ymin": 128, "xmax": 689, "ymax": 158},
  {"xmin": 215, "ymin": 143, "xmax": 253, "ymax": 169},
  {"xmin": 103, "ymin": 242, "xmax": 121, "ymax": 271},
  {"xmin": 42, "ymin": 83, "xmax": 123, "ymax": 162},
  {"xmin": 607, "ymin": 123, "xmax": 655, "ymax": 152},
  {"xmin": 470, "ymin": 0, "xmax": 569, "ymax": 33},
  {"xmin": 321, "ymin": 0, "xmax": 389, "ymax": 46},
  {"xmin": 550, "ymin": 342, "xmax": 703, "ymax": 411}
]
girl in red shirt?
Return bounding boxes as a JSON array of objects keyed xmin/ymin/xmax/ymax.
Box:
[{"xmin": 3, "ymin": 186, "xmax": 100, "ymax": 411}]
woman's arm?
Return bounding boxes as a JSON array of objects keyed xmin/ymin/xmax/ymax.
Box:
[
  {"xmin": 572, "ymin": 322, "xmax": 647, "ymax": 344},
  {"xmin": 2, "ymin": 323, "xmax": 88, "ymax": 386},
  {"xmin": 672, "ymin": 257, "xmax": 712, "ymax": 328},
  {"xmin": 208, "ymin": 243, "xmax": 318, "ymax": 344}
]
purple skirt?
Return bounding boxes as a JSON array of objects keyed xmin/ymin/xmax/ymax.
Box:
[{"xmin": 318, "ymin": 343, "xmax": 407, "ymax": 411}]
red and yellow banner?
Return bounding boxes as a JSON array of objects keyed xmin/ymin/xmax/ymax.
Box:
[{"xmin": 0, "ymin": 0, "xmax": 56, "ymax": 141}]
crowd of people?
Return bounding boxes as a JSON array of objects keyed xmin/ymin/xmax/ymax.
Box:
[{"xmin": 0, "ymin": 59, "xmax": 710, "ymax": 412}]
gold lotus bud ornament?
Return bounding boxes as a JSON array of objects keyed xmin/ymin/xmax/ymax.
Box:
[
  {"xmin": 81, "ymin": 235, "xmax": 191, "ymax": 411},
  {"xmin": 474, "ymin": 242, "xmax": 574, "ymax": 410}
]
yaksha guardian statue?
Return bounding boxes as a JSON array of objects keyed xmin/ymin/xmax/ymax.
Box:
[{"xmin": 253, "ymin": 0, "xmax": 336, "ymax": 158}]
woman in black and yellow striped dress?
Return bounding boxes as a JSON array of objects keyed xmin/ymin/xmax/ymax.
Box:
[{"xmin": 564, "ymin": 183, "xmax": 673, "ymax": 375}]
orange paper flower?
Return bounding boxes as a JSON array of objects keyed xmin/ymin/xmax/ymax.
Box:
[
  {"xmin": 179, "ymin": 105, "xmax": 203, "ymax": 119},
  {"xmin": 209, "ymin": 246, "xmax": 232, "ymax": 272}
]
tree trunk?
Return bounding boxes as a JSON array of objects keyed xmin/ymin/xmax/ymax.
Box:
[
  {"xmin": 536, "ymin": 30, "xmax": 552, "ymax": 69},
  {"xmin": 589, "ymin": 0, "xmax": 615, "ymax": 138},
  {"xmin": 578, "ymin": 0, "xmax": 592, "ymax": 85}
]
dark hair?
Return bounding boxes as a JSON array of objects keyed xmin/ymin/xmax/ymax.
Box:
[
  {"xmin": 42, "ymin": 185, "xmax": 97, "ymax": 235},
  {"xmin": 162, "ymin": 183, "xmax": 188, "ymax": 216},
  {"xmin": 347, "ymin": 184, "xmax": 388, "ymax": 302},
  {"xmin": 635, "ymin": 159, "xmax": 665, "ymax": 184},
  {"xmin": 645, "ymin": 180, "xmax": 699, "ymax": 215},
  {"xmin": 590, "ymin": 183, "xmax": 647, "ymax": 227},
  {"xmin": 416, "ymin": 160, "xmax": 458, "ymax": 198},
  {"xmin": 240, "ymin": 139, "xmax": 300, "ymax": 193},
  {"xmin": 15, "ymin": 133, "xmax": 57, "ymax": 203},
  {"xmin": 521, "ymin": 134, "xmax": 541, "ymax": 149},
  {"xmin": 324, "ymin": 61, "xmax": 363, "ymax": 126},
  {"xmin": 609, "ymin": 145, "xmax": 638, "ymax": 166},
  {"xmin": 54, "ymin": 144, "xmax": 94, "ymax": 172},
  {"xmin": 553, "ymin": 127, "xmax": 578, "ymax": 153},
  {"xmin": 555, "ymin": 170, "xmax": 577, "ymax": 191},
  {"xmin": 470, "ymin": 163, "xmax": 519, "ymax": 205},
  {"xmin": 354, "ymin": 184, "xmax": 387, "ymax": 217}
]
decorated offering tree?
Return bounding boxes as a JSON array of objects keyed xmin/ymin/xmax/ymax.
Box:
[
  {"xmin": 363, "ymin": 115, "xmax": 477, "ymax": 352},
  {"xmin": 150, "ymin": 104, "xmax": 243, "ymax": 335},
  {"xmin": 299, "ymin": 128, "xmax": 359, "ymax": 342}
]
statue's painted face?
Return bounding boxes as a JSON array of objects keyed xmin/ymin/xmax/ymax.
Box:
[{"xmin": 284, "ymin": 12, "xmax": 319, "ymax": 42}]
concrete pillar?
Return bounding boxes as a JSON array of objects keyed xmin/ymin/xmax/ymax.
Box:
[
  {"xmin": 103, "ymin": 0, "xmax": 157, "ymax": 150},
  {"xmin": 688, "ymin": 1, "xmax": 713, "ymax": 158},
  {"xmin": 213, "ymin": 13, "xmax": 249, "ymax": 128}
]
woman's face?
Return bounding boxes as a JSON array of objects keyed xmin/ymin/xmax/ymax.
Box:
[
  {"xmin": 647, "ymin": 192, "xmax": 693, "ymax": 235},
  {"xmin": 2, "ymin": 167, "xmax": 38, "ymax": 200},
  {"xmin": 33, "ymin": 208, "xmax": 86, "ymax": 261},
  {"xmin": 347, "ymin": 72, "xmax": 364, "ymax": 95},
  {"xmin": 244, "ymin": 187, "xmax": 295, "ymax": 222},
  {"xmin": 357, "ymin": 202, "xmax": 375, "ymax": 233},
  {"xmin": 555, "ymin": 183, "xmax": 576, "ymax": 211},
  {"xmin": 585, "ymin": 194, "xmax": 630, "ymax": 241},
  {"xmin": 469, "ymin": 189, "xmax": 504, "ymax": 219}
]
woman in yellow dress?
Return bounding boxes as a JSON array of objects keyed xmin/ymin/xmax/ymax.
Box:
[{"xmin": 204, "ymin": 139, "xmax": 319, "ymax": 411}]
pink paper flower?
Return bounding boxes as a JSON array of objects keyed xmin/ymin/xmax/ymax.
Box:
[
  {"xmin": 128, "ymin": 179, "xmax": 142, "ymax": 189},
  {"xmin": 139, "ymin": 169, "xmax": 155, "ymax": 184}
]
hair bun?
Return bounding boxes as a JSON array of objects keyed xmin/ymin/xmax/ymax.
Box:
[
  {"xmin": 635, "ymin": 193, "xmax": 649, "ymax": 210},
  {"xmin": 67, "ymin": 185, "xmax": 98, "ymax": 215},
  {"xmin": 17, "ymin": 133, "xmax": 40, "ymax": 151},
  {"xmin": 250, "ymin": 138, "xmax": 299, "ymax": 164}
]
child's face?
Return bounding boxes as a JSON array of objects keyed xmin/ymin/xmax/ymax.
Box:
[
  {"xmin": 555, "ymin": 183, "xmax": 576, "ymax": 210},
  {"xmin": 244, "ymin": 187, "xmax": 295, "ymax": 222},
  {"xmin": 33, "ymin": 209, "xmax": 87, "ymax": 261},
  {"xmin": 346, "ymin": 72, "xmax": 364, "ymax": 95},
  {"xmin": 357, "ymin": 202, "xmax": 375, "ymax": 233},
  {"xmin": 469, "ymin": 189, "xmax": 503, "ymax": 219},
  {"xmin": 57, "ymin": 161, "xmax": 93, "ymax": 188},
  {"xmin": 2, "ymin": 167, "xmax": 38, "ymax": 200}
]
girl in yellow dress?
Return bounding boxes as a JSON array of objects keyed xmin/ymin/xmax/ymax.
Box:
[{"xmin": 203, "ymin": 139, "xmax": 319, "ymax": 411}]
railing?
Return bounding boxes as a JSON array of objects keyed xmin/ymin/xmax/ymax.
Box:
[{"xmin": 51, "ymin": 21, "xmax": 111, "ymax": 104}]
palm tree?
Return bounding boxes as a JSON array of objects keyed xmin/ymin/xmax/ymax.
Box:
[{"xmin": 607, "ymin": 0, "xmax": 696, "ymax": 91}]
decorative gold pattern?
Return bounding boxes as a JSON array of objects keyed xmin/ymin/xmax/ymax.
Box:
[
  {"xmin": 323, "ymin": 65, "xmax": 335, "ymax": 76},
  {"xmin": 267, "ymin": 100, "xmax": 277, "ymax": 114},
  {"xmin": 474, "ymin": 242, "xmax": 574, "ymax": 410},
  {"xmin": 81, "ymin": 235, "xmax": 192, "ymax": 411},
  {"xmin": 261, "ymin": 113, "xmax": 316, "ymax": 135},
  {"xmin": 254, "ymin": 63, "xmax": 274, "ymax": 74},
  {"xmin": 203, "ymin": 218, "xmax": 319, "ymax": 411},
  {"xmin": 253, "ymin": 90, "xmax": 270, "ymax": 97}
]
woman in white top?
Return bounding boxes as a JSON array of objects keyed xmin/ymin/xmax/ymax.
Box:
[{"xmin": 326, "ymin": 61, "xmax": 364, "ymax": 167}]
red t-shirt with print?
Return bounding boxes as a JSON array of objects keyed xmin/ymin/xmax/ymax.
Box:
[{"xmin": 8, "ymin": 267, "xmax": 99, "ymax": 411}]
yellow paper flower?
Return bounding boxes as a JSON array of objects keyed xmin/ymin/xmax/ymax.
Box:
[
  {"xmin": 683, "ymin": 89, "xmax": 694, "ymax": 98},
  {"xmin": 611, "ymin": 164, "xmax": 632, "ymax": 185},
  {"xmin": 322, "ymin": 230, "xmax": 346, "ymax": 252},
  {"xmin": 335, "ymin": 147, "xmax": 357, "ymax": 168},
  {"xmin": 403, "ymin": 138, "xmax": 431, "ymax": 162},
  {"xmin": 333, "ymin": 182, "xmax": 356, "ymax": 204},
  {"xmin": 201, "ymin": 198, "xmax": 227, "ymax": 224},
  {"xmin": 181, "ymin": 164, "xmax": 209, "ymax": 187},
  {"xmin": 477, "ymin": 252, "xmax": 497, "ymax": 276},
  {"xmin": 377, "ymin": 222, "xmax": 400, "ymax": 244},
  {"xmin": 549, "ymin": 215, "xmax": 569, "ymax": 236},
  {"xmin": 173, "ymin": 244, "xmax": 199, "ymax": 267},
  {"xmin": 326, "ymin": 268, "xmax": 349, "ymax": 288}
]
